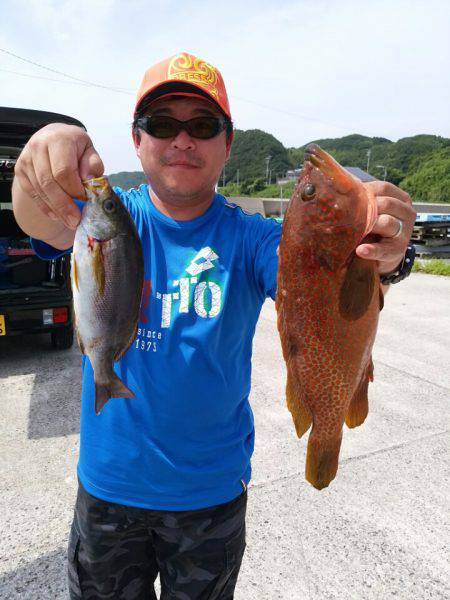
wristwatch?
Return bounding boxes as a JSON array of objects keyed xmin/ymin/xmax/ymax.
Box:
[{"xmin": 380, "ymin": 244, "xmax": 416, "ymax": 285}]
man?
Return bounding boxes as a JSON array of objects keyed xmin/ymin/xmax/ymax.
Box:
[{"xmin": 12, "ymin": 52, "xmax": 416, "ymax": 599}]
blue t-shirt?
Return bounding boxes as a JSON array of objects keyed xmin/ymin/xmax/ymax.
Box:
[{"xmin": 32, "ymin": 185, "xmax": 281, "ymax": 510}]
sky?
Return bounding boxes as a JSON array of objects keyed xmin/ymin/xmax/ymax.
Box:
[{"xmin": 1, "ymin": 0, "xmax": 449, "ymax": 174}]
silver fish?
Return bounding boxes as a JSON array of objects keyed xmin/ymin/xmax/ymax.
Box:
[{"xmin": 71, "ymin": 176, "xmax": 144, "ymax": 414}]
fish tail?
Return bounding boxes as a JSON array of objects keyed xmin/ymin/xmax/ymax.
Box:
[
  {"xmin": 286, "ymin": 369, "xmax": 312, "ymax": 438},
  {"xmin": 305, "ymin": 432, "xmax": 342, "ymax": 490},
  {"xmin": 94, "ymin": 373, "xmax": 135, "ymax": 415},
  {"xmin": 345, "ymin": 358, "xmax": 374, "ymax": 429}
]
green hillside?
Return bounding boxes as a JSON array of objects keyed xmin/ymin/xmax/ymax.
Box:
[
  {"xmin": 108, "ymin": 131, "xmax": 450, "ymax": 202},
  {"xmin": 400, "ymin": 146, "xmax": 450, "ymax": 202},
  {"xmin": 108, "ymin": 171, "xmax": 147, "ymax": 190},
  {"xmin": 224, "ymin": 129, "xmax": 292, "ymax": 183}
]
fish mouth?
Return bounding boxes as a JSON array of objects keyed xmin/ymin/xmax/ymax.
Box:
[
  {"xmin": 304, "ymin": 144, "xmax": 354, "ymax": 194},
  {"xmin": 304, "ymin": 144, "xmax": 378, "ymax": 237},
  {"xmin": 82, "ymin": 176, "xmax": 112, "ymax": 202}
]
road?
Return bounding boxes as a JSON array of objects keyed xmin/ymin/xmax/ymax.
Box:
[{"xmin": 0, "ymin": 272, "xmax": 449, "ymax": 599}]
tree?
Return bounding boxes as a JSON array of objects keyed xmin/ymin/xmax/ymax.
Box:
[
  {"xmin": 226, "ymin": 129, "xmax": 292, "ymax": 183},
  {"xmin": 400, "ymin": 147, "xmax": 450, "ymax": 202}
]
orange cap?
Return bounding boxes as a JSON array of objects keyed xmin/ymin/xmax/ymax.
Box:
[{"xmin": 135, "ymin": 52, "xmax": 231, "ymax": 119}]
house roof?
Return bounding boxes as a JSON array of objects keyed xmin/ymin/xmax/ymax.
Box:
[{"xmin": 343, "ymin": 166, "xmax": 377, "ymax": 182}]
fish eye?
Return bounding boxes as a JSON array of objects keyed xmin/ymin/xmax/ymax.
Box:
[
  {"xmin": 301, "ymin": 183, "xmax": 316, "ymax": 201},
  {"xmin": 103, "ymin": 199, "xmax": 116, "ymax": 213}
]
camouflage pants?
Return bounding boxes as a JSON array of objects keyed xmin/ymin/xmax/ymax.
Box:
[{"xmin": 68, "ymin": 481, "xmax": 247, "ymax": 599}]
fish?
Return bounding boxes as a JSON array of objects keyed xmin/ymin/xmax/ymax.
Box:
[
  {"xmin": 275, "ymin": 144, "xmax": 382, "ymax": 490},
  {"xmin": 71, "ymin": 176, "xmax": 144, "ymax": 415}
]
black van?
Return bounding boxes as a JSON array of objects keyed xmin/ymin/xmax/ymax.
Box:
[{"xmin": 0, "ymin": 107, "xmax": 84, "ymax": 349}]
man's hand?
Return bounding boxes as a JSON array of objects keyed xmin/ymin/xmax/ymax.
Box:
[
  {"xmin": 14, "ymin": 123, "xmax": 104, "ymax": 230},
  {"xmin": 355, "ymin": 181, "xmax": 416, "ymax": 275}
]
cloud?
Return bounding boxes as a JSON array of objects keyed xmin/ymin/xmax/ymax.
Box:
[{"xmin": 0, "ymin": 0, "xmax": 449, "ymax": 172}]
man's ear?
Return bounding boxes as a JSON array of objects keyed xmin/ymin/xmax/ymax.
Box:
[{"xmin": 132, "ymin": 129, "xmax": 141, "ymax": 157}]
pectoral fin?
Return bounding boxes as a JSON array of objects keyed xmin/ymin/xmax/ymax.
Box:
[
  {"xmin": 75, "ymin": 327, "xmax": 85, "ymax": 355},
  {"xmin": 91, "ymin": 241, "xmax": 105, "ymax": 297},
  {"xmin": 286, "ymin": 367, "xmax": 312, "ymax": 439},
  {"xmin": 339, "ymin": 255, "xmax": 376, "ymax": 321},
  {"xmin": 71, "ymin": 256, "xmax": 79, "ymax": 292},
  {"xmin": 345, "ymin": 358, "xmax": 374, "ymax": 428}
]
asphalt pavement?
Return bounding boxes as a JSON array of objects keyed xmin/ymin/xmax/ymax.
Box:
[{"xmin": 0, "ymin": 272, "xmax": 449, "ymax": 599}]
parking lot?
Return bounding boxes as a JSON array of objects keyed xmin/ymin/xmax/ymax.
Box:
[{"xmin": 1, "ymin": 272, "xmax": 449, "ymax": 599}]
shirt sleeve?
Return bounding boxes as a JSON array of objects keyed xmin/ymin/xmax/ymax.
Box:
[{"xmin": 252, "ymin": 217, "xmax": 281, "ymax": 301}]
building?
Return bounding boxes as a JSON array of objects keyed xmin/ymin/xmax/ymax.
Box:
[{"xmin": 277, "ymin": 166, "xmax": 376, "ymax": 184}]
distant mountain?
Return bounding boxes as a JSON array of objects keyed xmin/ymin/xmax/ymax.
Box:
[
  {"xmin": 224, "ymin": 129, "xmax": 292, "ymax": 184},
  {"xmin": 108, "ymin": 171, "xmax": 147, "ymax": 190},
  {"xmin": 400, "ymin": 146, "xmax": 450, "ymax": 202},
  {"xmin": 288, "ymin": 134, "xmax": 391, "ymax": 172},
  {"xmin": 108, "ymin": 131, "xmax": 450, "ymax": 202}
]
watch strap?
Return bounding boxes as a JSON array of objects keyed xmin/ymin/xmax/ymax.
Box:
[{"xmin": 380, "ymin": 244, "xmax": 416, "ymax": 285}]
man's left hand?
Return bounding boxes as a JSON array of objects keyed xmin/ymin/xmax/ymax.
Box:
[{"xmin": 355, "ymin": 181, "xmax": 417, "ymax": 275}]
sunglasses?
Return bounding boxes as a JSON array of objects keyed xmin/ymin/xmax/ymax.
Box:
[{"xmin": 136, "ymin": 115, "xmax": 229, "ymax": 140}]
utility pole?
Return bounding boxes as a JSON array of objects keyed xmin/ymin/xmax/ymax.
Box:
[
  {"xmin": 376, "ymin": 164, "xmax": 387, "ymax": 181},
  {"xmin": 366, "ymin": 149, "xmax": 371, "ymax": 173},
  {"xmin": 236, "ymin": 169, "xmax": 239, "ymax": 186},
  {"xmin": 265, "ymin": 155, "xmax": 272, "ymax": 185}
]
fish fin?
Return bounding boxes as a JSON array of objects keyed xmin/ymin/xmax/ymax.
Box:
[
  {"xmin": 114, "ymin": 323, "xmax": 138, "ymax": 362},
  {"xmin": 94, "ymin": 372, "xmax": 135, "ymax": 415},
  {"xmin": 72, "ymin": 312, "xmax": 85, "ymax": 355},
  {"xmin": 345, "ymin": 358, "xmax": 374, "ymax": 429},
  {"xmin": 305, "ymin": 431, "xmax": 342, "ymax": 490},
  {"xmin": 71, "ymin": 256, "xmax": 79, "ymax": 292},
  {"xmin": 286, "ymin": 367, "xmax": 312, "ymax": 438},
  {"xmin": 379, "ymin": 285, "xmax": 384, "ymax": 311},
  {"xmin": 92, "ymin": 241, "xmax": 105, "ymax": 296},
  {"xmin": 339, "ymin": 254, "xmax": 375, "ymax": 321},
  {"xmin": 75, "ymin": 327, "xmax": 85, "ymax": 355}
]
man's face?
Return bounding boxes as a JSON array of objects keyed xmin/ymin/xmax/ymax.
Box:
[{"xmin": 132, "ymin": 96, "xmax": 232, "ymax": 204}]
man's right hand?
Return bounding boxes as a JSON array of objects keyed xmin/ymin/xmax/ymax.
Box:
[{"xmin": 12, "ymin": 123, "xmax": 104, "ymax": 248}]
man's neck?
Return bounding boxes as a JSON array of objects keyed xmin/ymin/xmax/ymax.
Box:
[{"xmin": 148, "ymin": 188, "xmax": 215, "ymax": 221}]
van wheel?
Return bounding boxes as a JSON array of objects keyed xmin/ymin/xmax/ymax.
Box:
[{"xmin": 51, "ymin": 325, "xmax": 74, "ymax": 350}]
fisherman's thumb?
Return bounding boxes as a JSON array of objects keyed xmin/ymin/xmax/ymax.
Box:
[{"xmin": 79, "ymin": 145, "xmax": 104, "ymax": 182}]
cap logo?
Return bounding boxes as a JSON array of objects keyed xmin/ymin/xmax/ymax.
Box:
[{"xmin": 167, "ymin": 53, "xmax": 219, "ymax": 100}]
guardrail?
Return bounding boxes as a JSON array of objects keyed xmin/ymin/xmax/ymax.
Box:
[{"xmin": 228, "ymin": 197, "xmax": 450, "ymax": 258}]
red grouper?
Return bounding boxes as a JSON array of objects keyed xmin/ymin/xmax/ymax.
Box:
[
  {"xmin": 71, "ymin": 176, "xmax": 144, "ymax": 415},
  {"xmin": 276, "ymin": 144, "xmax": 383, "ymax": 490}
]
